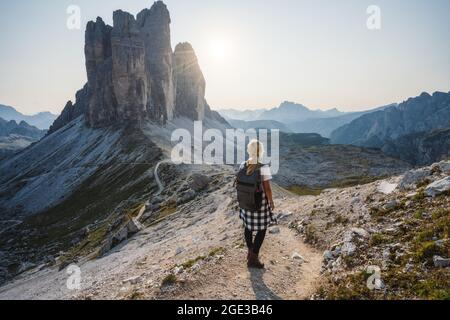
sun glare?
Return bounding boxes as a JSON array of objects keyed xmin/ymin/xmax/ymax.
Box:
[{"xmin": 209, "ymin": 38, "xmax": 233, "ymax": 61}]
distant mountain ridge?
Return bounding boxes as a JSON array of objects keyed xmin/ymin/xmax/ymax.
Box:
[
  {"xmin": 0, "ymin": 117, "xmax": 45, "ymax": 160},
  {"xmin": 257, "ymin": 101, "xmax": 345, "ymax": 123},
  {"xmin": 218, "ymin": 102, "xmax": 395, "ymax": 137},
  {"xmin": 0, "ymin": 117, "xmax": 44, "ymax": 139},
  {"xmin": 330, "ymin": 91, "xmax": 450, "ymax": 148},
  {"xmin": 286, "ymin": 104, "xmax": 395, "ymax": 137},
  {"xmin": 0, "ymin": 104, "xmax": 57, "ymax": 130}
]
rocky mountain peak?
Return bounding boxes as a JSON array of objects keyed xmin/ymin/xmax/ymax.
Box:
[
  {"xmin": 48, "ymin": 1, "xmax": 221, "ymax": 134},
  {"xmin": 173, "ymin": 42, "xmax": 206, "ymax": 120}
]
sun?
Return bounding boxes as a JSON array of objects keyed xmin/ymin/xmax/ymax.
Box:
[{"xmin": 209, "ymin": 38, "xmax": 233, "ymax": 61}]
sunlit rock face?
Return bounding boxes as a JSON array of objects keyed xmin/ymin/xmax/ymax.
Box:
[
  {"xmin": 137, "ymin": 1, "xmax": 175, "ymax": 123},
  {"xmin": 173, "ymin": 42, "xmax": 207, "ymax": 121},
  {"xmin": 50, "ymin": 1, "xmax": 216, "ymax": 133}
]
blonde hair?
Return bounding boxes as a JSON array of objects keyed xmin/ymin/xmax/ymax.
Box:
[{"xmin": 246, "ymin": 139, "xmax": 265, "ymax": 175}]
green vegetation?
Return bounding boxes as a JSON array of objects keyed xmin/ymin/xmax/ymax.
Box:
[
  {"xmin": 208, "ymin": 247, "xmax": 225, "ymax": 257},
  {"xmin": 304, "ymin": 224, "xmax": 319, "ymax": 243},
  {"xmin": 288, "ymin": 185, "xmax": 322, "ymax": 196},
  {"xmin": 161, "ymin": 274, "xmax": 178, "ymax": 287},
  {"xmin": 180, "ymin": 255, "xmax": 206, "ymax": 269},
  {"xmin": 146, "ymin": 201, "xmax": 178, "ymax": 227},
  {"xmin": 370, "ymin": 233, "xmax": 389, "ymax": 246}
]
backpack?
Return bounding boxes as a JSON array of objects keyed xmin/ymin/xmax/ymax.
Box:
[{"xmin": 235, "ymin": 162, "xmax": 264, "ymax": 212}]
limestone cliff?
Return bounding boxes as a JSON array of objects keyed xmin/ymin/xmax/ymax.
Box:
[{"xmin": 49, "ymin": 1, "xmax": 225, "ymax": 134}]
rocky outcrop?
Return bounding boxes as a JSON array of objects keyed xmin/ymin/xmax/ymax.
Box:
[
  {"xmin": 173, "ymin": 42, "xmax": 206, "ymax": 120},
  {"xmin": 49, "ymin": 1, "xmax": 223, "ymax": 133},
  {"xmin": 48, "ymin": 85, "xmax": 88, "ymax": 134}
]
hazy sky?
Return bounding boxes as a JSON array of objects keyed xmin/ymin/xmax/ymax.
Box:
[{"xmin": 1, "ymin": 0, "xmax": 450, "ymax": 115}]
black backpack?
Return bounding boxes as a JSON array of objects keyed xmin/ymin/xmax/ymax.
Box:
[{"xmin": 235, "ymin": 162, "xmax": 264, "ymax": 212}]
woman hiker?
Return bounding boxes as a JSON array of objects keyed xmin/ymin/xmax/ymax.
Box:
[{"xmin": 236, "ymin": 139, "xmax": 276, "ymax": 269}]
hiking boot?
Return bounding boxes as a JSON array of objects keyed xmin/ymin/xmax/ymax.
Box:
[{"xmin": 248, "ymin": 251, "xmax": 265, "ymax": 269}]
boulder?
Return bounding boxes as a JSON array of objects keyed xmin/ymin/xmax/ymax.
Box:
[
  {"xmin": 425, "ymin": 177, "xmax": 450, "ymax": 197},
  {"xmin": 398, "ymin": 167, "xmax": 432, "ymax": 191},
  {"xmin": 126, "ymin": 219, "xmax": 143, "ymax": 235},
  {"xmin": 436, "ymin": 161, "xmax": 450, "ymax": 174},
  {"xmin": 292, "ymin": 252, "xmax": 306, "ymax": 261},
  {"xmin": 269, "ymin": 227, "xmax": 280, "ymax": 234},
  {"xmin": 350, "ymin": 227, "xmax": 369, "ymax": 238},
  {"xmin": 433, "ymin": 256, "xmax": 450, "ymax": 268},
  {"xmin": 189, "ymin": 174, "xmax": 211, "ymax": 192},
  {"xmin": 323, "ymin": 250, "xmax": 334, "ymax": 262},
  {"xmin": 383, "ymin": 200, "xmax": 399, "ymax": 211},
  {"xmin": 341, "ymin": 242, "xmax": 356, "ymax": 256}
]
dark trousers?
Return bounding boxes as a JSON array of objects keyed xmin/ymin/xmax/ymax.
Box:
[{"xmin": 244, "ymin": 228, "xmax": 267, "ymax": 255}]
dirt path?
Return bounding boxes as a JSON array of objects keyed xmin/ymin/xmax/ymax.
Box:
[{"xmin": 158, "ymin": 224, "xmax": 322, "ymax": 300}]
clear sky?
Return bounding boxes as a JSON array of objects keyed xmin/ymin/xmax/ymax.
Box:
[{"xmin": 1, "ymin": 0, "xmax": 450, "ymax": 115}]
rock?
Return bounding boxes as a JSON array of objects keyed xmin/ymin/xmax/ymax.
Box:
[
  {"xmin": 436, "ymin": 161, "xmax": 450, "ymax": 174},
  {"xmin": 332, "ymin": 248, "xmax": 342, "ymax": 258},
  {"xmin": 173, "ymin": 266, "xmax": 183, "ymax": 275},
  {"xmin": 99, "ymin": 237, "xmax": 113, "ymax": 256},
  {"xmin": 173, "ymin": 42, "xmax": 206, "ymax": 120},
  {"xmin": 341, "ymin": 242, "xmax": 356, "ymax": 256},
  {"xmin": 189, "ymin": 174, "xmax": 211, "ymax": 192},
  {"xmin": 269, "ymin": 227, "xmax": 280, "ymax": 234},
  {"xmin": 175, "ymin": 247, "xmax": 185, "ymax": 255},
  {"xmin": 113, "ymin": 226, "xmax": 128, "ymax": 245},
  {"xmin": 383, "ymin": 200, "xmax": 399, "ymax": 211},
  {"xmin": 123, "ymin": 276, "xmax": 142, "ymax": 285},
  {"xmin": 277, "ymin": 212, "xmax": 293, "ymax": 221},
  {"xmin": 377, "ymin": 181, "xmax": 398, "ymax": 195},
  {"xmin": 435, "ymin": 239, "xmax": 446, "ymax": 247},
  {"xmin": 126, "ymin": 219, "xmax": 142, "ymax": 235},
  {"xmin": 343, "ymin": 231, "xmax": 354, "ymax": 243},
  {"xmin": 433, "ymin": 256, "xmax": 450, "ymax": 268},
  {"xmin": 16, "ymin": 262, "xmax": 36, "ymax": 274},
  {"xmin": 398, "ymin": 167, "xmax": 432, "ymax": 191},
  {"xmin": 425, "ymin": 177, "xmax": 450, "ymax": 197},
  {"xmin": 177, "ymin": 189, "xmax": 196, "ymax": 205},
  {"xmin": 111, "ymin": 10, "xmax": 148, "ymax": 125},
  {"xmin": 350, "ymin": 227, "xmax": 369, "ymax": 238},
  {"xmin": 137, "ymin": 1, "xmax": 175, "ymax": 123},
  {"xmin": 404, "ymin": 263, "xmax": 414, "ymax": 272},
  {"xmin": 382, "ymin": 248, "xmax": 391, "ymax": 260},
  {"xmin": 323, "ymin": 250, "xmax": 334, "ymax": 261},
  {"xmin": 292, "ymin": 252, "xmax": 306, "ymax": 262}
]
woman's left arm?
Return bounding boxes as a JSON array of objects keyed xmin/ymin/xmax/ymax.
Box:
[{"xmin": 262, "ymin": 180, "xmax": 275, "ymax": 211}]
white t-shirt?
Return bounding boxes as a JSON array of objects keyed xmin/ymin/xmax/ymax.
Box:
[{"xmin": 239, "ymin": 163, "xmax": 272, "ymax": 182}]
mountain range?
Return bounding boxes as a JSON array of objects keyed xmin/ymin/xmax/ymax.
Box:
[
  {"xmin": 330, "ymin": 91, "xmax": 450, "ymax": 165},
  {"xmin": 219, "ymin": 102, "xmax": 394, "ymax": 138},
  {"xmin": 0, "ymin": 117, "xmax": 45, "ymax": 160},
  {"xmin": 0, "ymin": 105, "xmax": 57, "ymax": 130}
]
